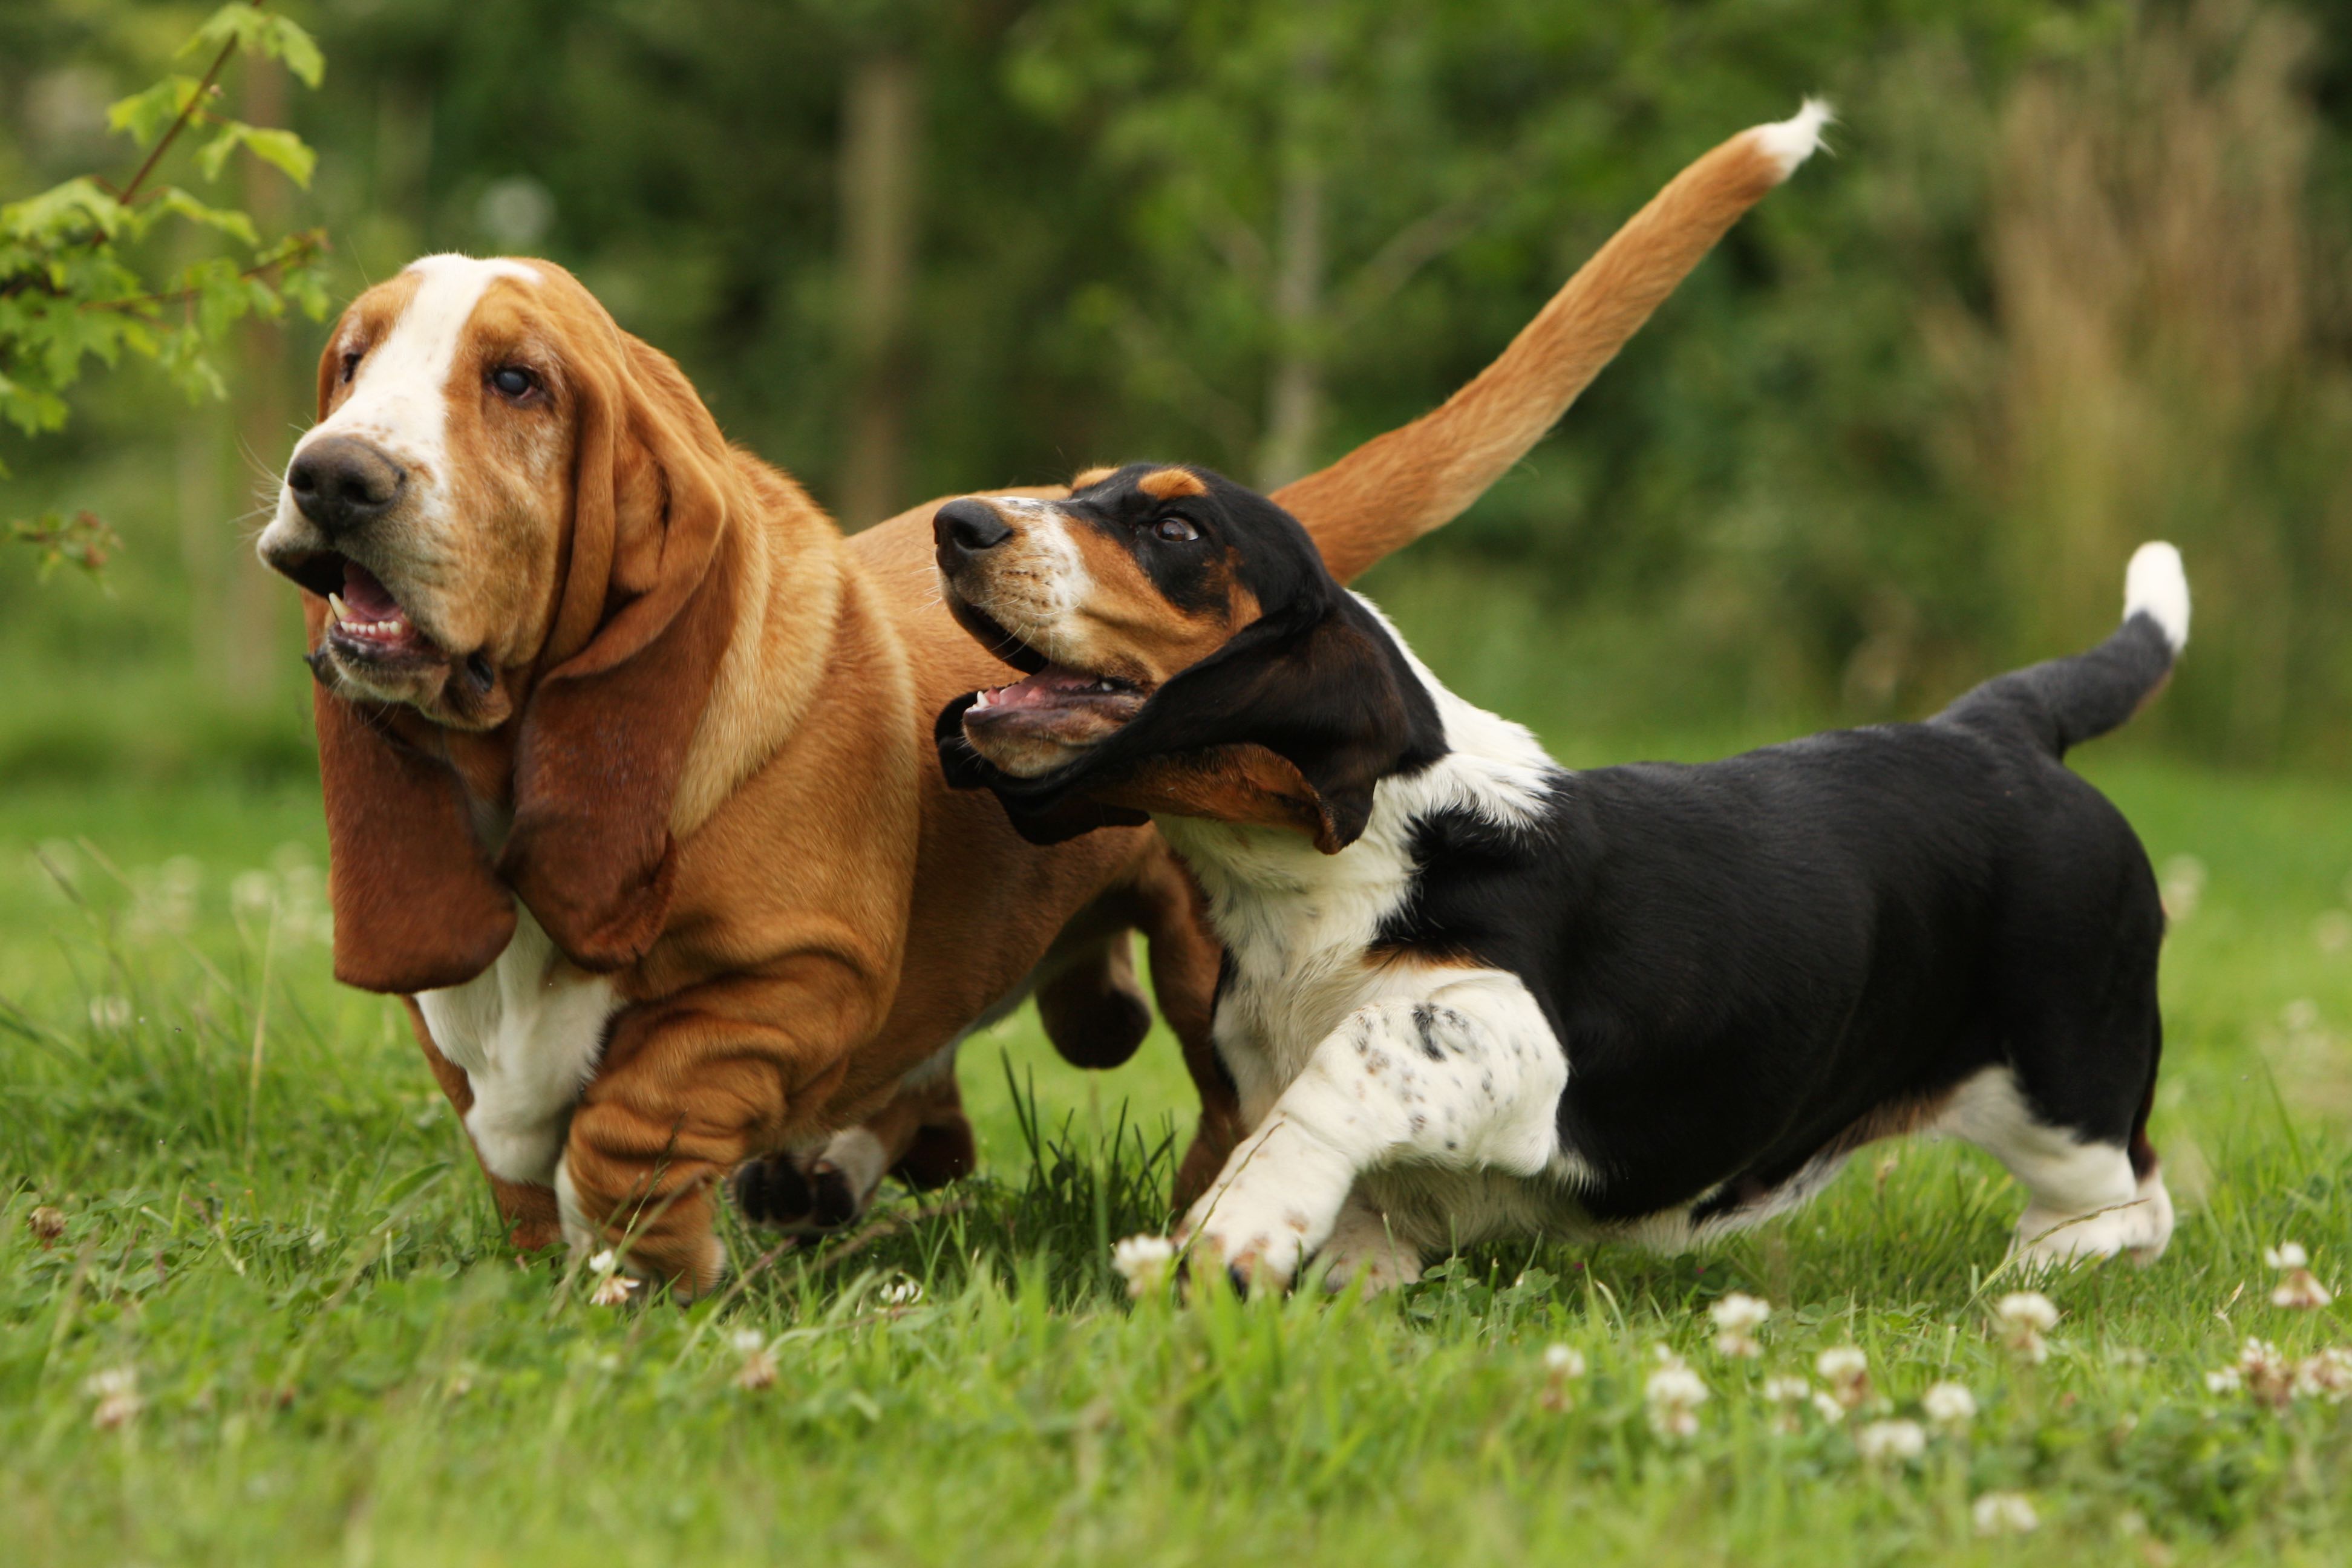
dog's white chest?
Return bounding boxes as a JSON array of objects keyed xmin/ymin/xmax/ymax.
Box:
[
  {"xmin": 416, "ymin": 908, "xmax": 619, "ymax": 1187},
  {"xmin": 1163, "ymin": 815, "xmax": 1416, "ymax": 1119}
]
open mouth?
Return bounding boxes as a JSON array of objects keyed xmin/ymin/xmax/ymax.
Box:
[
  {"xmin": 949, "ymin": 599, "xmax": 1149, "ymax": 720},
  {"xmin": 281, "ymin": 553, "xmax": 443, "ymax": 668},
  {"xmin": 969, "ymin": 666, "xmax": 1145, "ymax": 713}
]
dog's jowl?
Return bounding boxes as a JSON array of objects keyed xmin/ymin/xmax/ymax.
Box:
[{"xmin": 936, "ymin": 463, "xmax": 2186, "ymax": 1291}]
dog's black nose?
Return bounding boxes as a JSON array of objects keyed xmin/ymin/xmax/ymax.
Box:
[
  {"xmin": 935, "ymin": 498, "xmax": 1013, "ymax": 561},
  {"xmin": 287, "ymin": 435, "xmax": 405, "ymax": 537}
]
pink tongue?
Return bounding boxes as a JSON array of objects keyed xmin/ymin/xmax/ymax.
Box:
[
  {"xmin": 341, "ymin": 561, "xmax": 403, "ymax": 621},
  {"xmin": 993, "ymin": 667, "xmax": 1096, "ymax": 710}
]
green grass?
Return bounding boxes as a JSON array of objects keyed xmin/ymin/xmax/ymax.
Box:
[{"xmin": 5, "ymin": 746, "xmax": 2352, "ymax": 1567}]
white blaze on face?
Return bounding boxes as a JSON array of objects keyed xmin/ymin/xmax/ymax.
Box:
[
  {"xmin": 973, "ymin": 494, "xmax": 1094, "ymax": 653},
  {"xmin": 268, "ymin": 255, "xmax": 542, "ymax": 546}
]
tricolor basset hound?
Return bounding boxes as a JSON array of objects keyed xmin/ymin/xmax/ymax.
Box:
[
  {"xmin": 935, "ymin": 457, "xmax": 2184, "ymax": 1291},
  {"xmin": 253, "ymin": 106, "xmax": 1827, "ymax": 1292}
]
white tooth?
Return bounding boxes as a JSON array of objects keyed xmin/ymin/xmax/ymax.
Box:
[{"xmin": 328, "ymin": 592, "xmax": 348, "ymax": 622}]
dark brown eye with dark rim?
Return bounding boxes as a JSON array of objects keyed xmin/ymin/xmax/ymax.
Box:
[
  {"xmin": 489, "ymin": 365, "xmax": 538, "ymax": 400},
  {"xmin": 1154, "ymin": 516, "xmax": 1200, "ymax": 543},
  {"xmin": 341, "ymin": 349, "xmax": 362, "ymax": 382}
]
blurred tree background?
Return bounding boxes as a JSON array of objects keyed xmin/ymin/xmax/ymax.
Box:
[{"xmin": 4, "ymin": 0, "xmax": 2350, "ymax": 783}]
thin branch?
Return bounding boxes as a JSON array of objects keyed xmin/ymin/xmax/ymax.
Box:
[
  {"xmin": 117, "ymin": 29, "xmax": 245, "ymax": 207},
  {"xmin": 77, "ymin": 230, "xmax": 325, "ymax": 315}
]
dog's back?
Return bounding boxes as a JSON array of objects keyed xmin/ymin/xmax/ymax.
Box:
[{"xmin": 1370, "ymin": 544, "xmax": 2189, "ymax": 1255}]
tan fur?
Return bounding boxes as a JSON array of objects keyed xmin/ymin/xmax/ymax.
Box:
[
  {"xmin": 1089, "ymin": 746, "xmax": 1347, "ymax": 852},
  {"xmin": 1068, "ymin": 466, "xmax": 1118, "ymax": 490},
  {"xmin": 1136, "ymin": 467, "xmax": 1209, "ymax": 501},
  {"xmin": 287, "ymin": 111, "xmax": 1810, "ymax": 1289},
  {"xmin": 1058, "ymin": 528, "xmax": 1261, "ymax": 688},
  {"xmin": 1273, "ymin": 122, "xmax": 1817, "ymax": 583}
]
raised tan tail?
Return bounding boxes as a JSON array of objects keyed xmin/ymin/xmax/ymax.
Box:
[{"xmin": 1275, "ymin": 100, "xmax": 1832, "ymax": 584}]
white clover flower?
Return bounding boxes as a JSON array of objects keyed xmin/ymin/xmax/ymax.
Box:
[
  {"xmin": 879, "ymin": 1278, "xmax": 924, "ymax": 1306},
  {"xmin": 728, "ymin": 1328, "xmax": 766, "ymax": 1354},
  {"xmin": 26, "ymin": 1205, "xmax": 66, "ymax": 1244},
  {"xmin": 2265, "ymin": 1246, "xmax": 2332, "ymax": 1310},
  {"xmin": 1994, "ymin": 1292, "xmax": 2059, "ymax": 1362},
  {"xmin": 1110, "ymin": 1234, "xmax": 1177, "ymax": 1298},
  {"xmin": 2265, "ymin": 1242, "xmax": 2310, "ymax": 1271},
  {"xmin": 2204, "ymin": 1365, "xmax": 2244, "ymax": 1396},
  {"xmin": 590, "ymin": 1272, "xmax": 639, "ymax": 1307},
  {"xmin": 1994, "ymin": 1292, "xmax": 2060, "ymax": 1332},
  {"xmin": 2235, "ymin": 1338, "xmax": 2296, "ymax": 1408},
  {"xmin": 1710, "ymin": 1293, "xmax": 1771, "ymax": 1331},
  {"xmin": 1644, "ymin": 1350, "xmax": 1709, "ymax": 1439},
  {"xmin": 1921, "ymin": 1380, "xmax": 1977, "ymax": 1426},
  {"xmin": 1762, "ymin": 1376, "xmax": 1811, "ymax": 1403},
  {"xmin": 1972, "ymin": 1491, "xmax": 2039, "ymax": 1537},
  {"xmin": 2295, "ymin": 1348, "xmax": 2352, "ymax": 1403},
  {"xmin": 1855, "ymin": 1419, "xmax": 1927, "ymax": 1463},
  {"xmin": 1815, "ymin": 1345, "xmax": 1868, "ymax": 1381},
  {"xmin": 1815, "ymin": 1345, "xmax": 1870, "ymax": 1408},
  {"xmin": 734, "ymin": 1344, "xmax": 780, "ymax": 1391},
  {"xmin": 1709, "ymin": 1292, "xmax": 1771, "ymax": 1357},
  {"xmin": 589, "ymin": 1249, "xmax": 619, "ymax": 1276},
  {"xmin": 2273, "ymin": 1272, "xmax": 2333, "ymax": 1310},
  {"xmin": 85, "ymin": 1367, "xmax": 142, "ymax": 1429},
  {"xmin": 1538, "ymin": 1342, "xmax": 1588, "ymax": 1412},
  {"xmin": 1810, "ymin": 1390, "xmax": 1849, "ymax": 1426}
]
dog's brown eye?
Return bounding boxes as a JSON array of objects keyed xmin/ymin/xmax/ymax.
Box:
[
  {"xmin": 1155, "ymin": 517, "xmax": 1200, "ymax": 543},
  {"xmin": 489, "ymin": 365, "xmax": 538, "ymax": 400},
  {"xmin": 341, "ymin": 349, "xmax": 362, "ymax": 383}
]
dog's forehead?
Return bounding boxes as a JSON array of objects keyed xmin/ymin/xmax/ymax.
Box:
[
  {"xmin": 341, "ymin": 255, "xmax": 544, "ymax": 354},
  {"xmin": 1073, "ymin": 464, "xmax": 1203, "ymax": 507}
]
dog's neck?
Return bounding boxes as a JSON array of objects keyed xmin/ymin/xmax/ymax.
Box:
[
  {"xmin": 667, "ymin": 455, "xmax": 862, "ymax": 838},
  {"xmin": 1154, "ymin": 624, "xmax": 1561, "ymax": 978}
]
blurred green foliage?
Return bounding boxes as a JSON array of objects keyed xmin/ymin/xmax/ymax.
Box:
[
  {"xmin": 1, "ymin": 0, "xmax": 2348, "ymax": 782},
  {"xmin": 1, "ymin": 4, "xmax": 327, "ymax": 455}
]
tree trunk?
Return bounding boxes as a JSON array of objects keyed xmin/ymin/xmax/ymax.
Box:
[
  {"xmin": 227, "ymin": 53, "xmax": 293, "ymax": 707},
  {"xmin": 1256, "ymin": 43, "xmax": 1330, "ymax": 491},
  {"xmin": 837, "ymin": 52, "xmax": 921, "ymax": 530}
]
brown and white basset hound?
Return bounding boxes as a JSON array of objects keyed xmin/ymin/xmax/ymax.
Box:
[{"xmin": 253, "ymin": 111, "xmax": 1817, "ymax": 1293}]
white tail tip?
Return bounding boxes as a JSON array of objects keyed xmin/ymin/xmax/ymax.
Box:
[
  {"xmin": 1751, "ymin": 97, "xmax": 1834, "ymax": 181},
  {"xmin": 2125, "ymin": 542, "xmax": 2190, "ymax": 652}
]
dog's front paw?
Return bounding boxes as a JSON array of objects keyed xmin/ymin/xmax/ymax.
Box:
[
  {"xmin": 1177, "ymin": 1190, "xmax": 1316, "ymax": 1293},
  {"xmin": 554, "ymin": 1149, "xmax": 728, "ymax": 1301}
]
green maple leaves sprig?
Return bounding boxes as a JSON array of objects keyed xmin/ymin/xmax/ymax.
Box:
[{"xmin": 2, "ymin": 4, "xmax": 332, "ymax": 579}]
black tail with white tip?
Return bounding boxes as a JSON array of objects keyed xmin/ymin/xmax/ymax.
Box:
[{"xmin": 1944, "ymin": 543, "xmax": 2190, "ymax": 757}]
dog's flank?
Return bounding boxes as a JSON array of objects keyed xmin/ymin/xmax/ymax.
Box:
[{"xmin": 935, "ymin": 462, "xmax": 2184, "ymax": 1290}]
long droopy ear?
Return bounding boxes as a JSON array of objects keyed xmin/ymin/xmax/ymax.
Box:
[
  {"xmin": 310, "ymin": 311, "xmax": 736, "ymax": 991},
  {"xmin": 496, "ymin": 327, "xmax": 737, "ymax": 970},
  {"xmin": 312, "ymin": 626, "xmax": 517, "ymax": 994},
  {"xmin": 939, "ymin": 593, "xmax": 1445, "ymax": 854}
]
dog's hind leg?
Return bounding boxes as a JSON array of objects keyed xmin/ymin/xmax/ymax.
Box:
[
  {"xmin": 1939, "ymin": 1065, "xmax": 2174, "ymax": 1270},
  {"xmin": 733, "ymin": 1047, "xmax": 974, "ymax": 1235}
]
